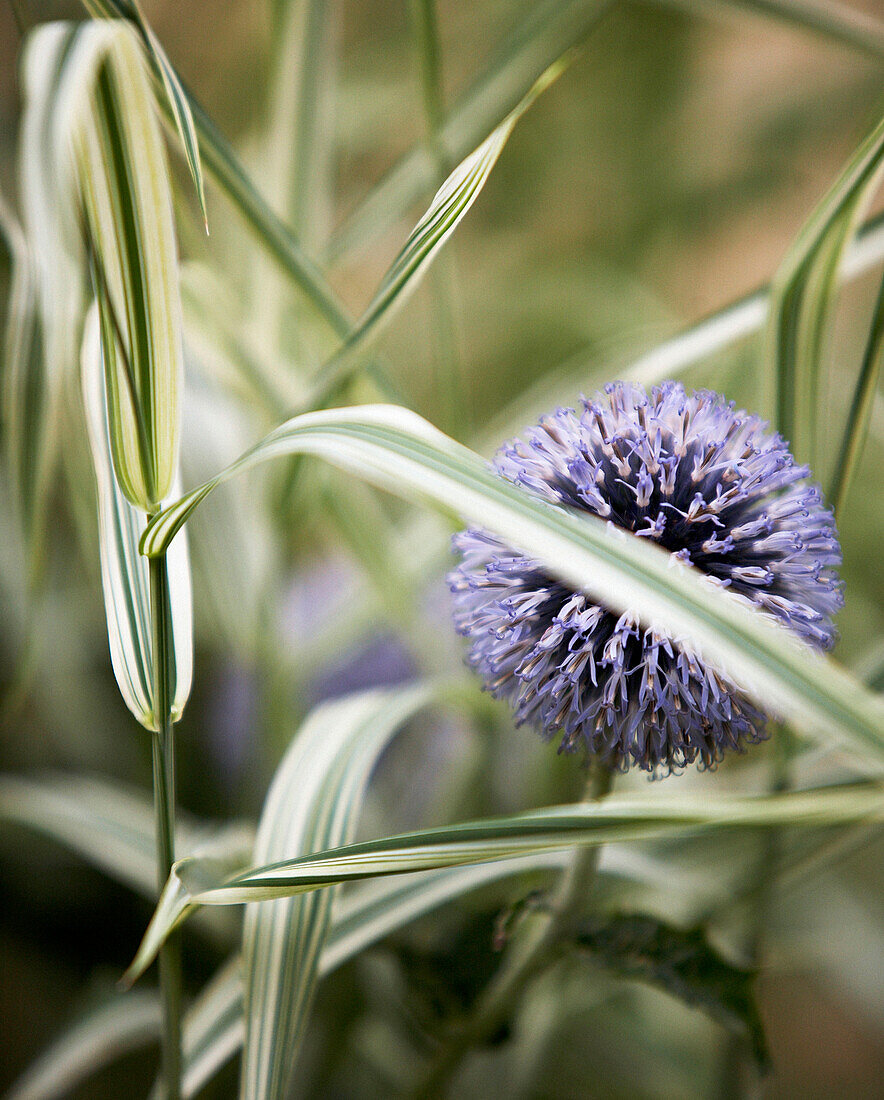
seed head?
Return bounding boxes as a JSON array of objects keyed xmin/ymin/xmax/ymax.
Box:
[{"xmin": 449, "ymin": 381, "xmax": 842, "ymax": 772}]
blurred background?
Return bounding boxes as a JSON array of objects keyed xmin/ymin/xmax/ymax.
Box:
[{"xmin": 1, "ymin": 1, "xmax": 883, "ymax": 1096}]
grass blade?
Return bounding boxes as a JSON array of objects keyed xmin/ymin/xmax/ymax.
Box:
[
  {"xmin": 0, "ymin": 772, "xmax": 251, "ymax": 901},
  {"xmin": 829, "ymin": 269, "xmax": 884, "ymax": 516},
  {"xmin": 241, "ymin": 685, "xmax": 431, "ymax": 1100},
  {"xmin": 139, "ymin": 404, "xmax": 884, "ymax": 769},
  {"xmin": 81, "ymin": 305, "xmax": 192, "ymax": 729},
  {"xmin": 766, "ymin": 110, "xmax": 884, "ymax": 465},
  {"xmin": 328, "ymin": 0, "xmax": 613, "ymax": 263},
  {"xmin": 316, "ymin": 58, "xmax": 570, "ymax": 391},
  {"xmin": 128, "ymin": 784, "xmax": 884, "ymax": 978},
  {"xmin": 0, "ymin": 194, "xmax": 49, "ymax": 582},
  {"xmin": 80, "ymin": 0, "xmax": 207, "ymax": 225},
  {"xmin": 57, "ymin": 19, "xmax": 186, "ymax": 510},
  {"xmin": 4, "ymin": 993, "xmax": 161, "ymax": 1100}
]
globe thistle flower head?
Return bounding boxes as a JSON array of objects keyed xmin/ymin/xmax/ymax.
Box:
[{"xmin": 449, "ymin": 381, "xmax": 842, "ymax": 773}]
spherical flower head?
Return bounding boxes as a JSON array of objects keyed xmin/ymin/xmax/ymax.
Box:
[{"xmin": 449, "ymin": 381, "xmax": 842, "ymax": 773}]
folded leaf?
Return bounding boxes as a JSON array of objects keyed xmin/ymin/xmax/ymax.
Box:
[{"xmin": 81, "ymin": 304, "xmax": 192, "ymax": 728}]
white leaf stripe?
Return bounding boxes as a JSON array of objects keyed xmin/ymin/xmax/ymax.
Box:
[
  {"xmin": 315, "ymin": 58, "xmax": 568, "ymax": 390},
  {"xmin": 4, "ymin": 993, "xmax": 162, "ymax": 1100},
  {"xmin": 768, "ymin": 110, "xmax": 884, "ymax": 466},
  {"xmin": 41, "ymin": 19, "xmax": 185, "ymax": 511},
  {"xmin": 140, "ymin": 404, "xmax": 884, "ymax": 767},
  {"xmin": 80, "ymin": 0, "xmax": 208, "ymax": 226},
  {"xmin": 127, "ymin": 783, "xmax": 884, "ymax": 982},
  {"xmin": 170, "ymin": 855, "xmax": 574, "ymax": 1097},
  {"xmin": 81, "ymin": 305, "xmax": 193, "ymax": 729},
  {"xmin": 241, "ymin": 686, "xmax": 431, "ymax": 1100}
]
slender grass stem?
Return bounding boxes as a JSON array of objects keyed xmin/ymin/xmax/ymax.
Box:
[
  {"xmin": 149, "ymin": 553, "xmax": 182, "ymax": 1100},
  {"xmin": 716, "ymin": 725, "xmax": 790, "ymax": 1099},
  {"xmin": 409, "ymin": 0, "xmax": 466, "ymax": 435},
  {"xmin": 409, "ymin": 764, "xmax": 613, "ymax": 1099}
]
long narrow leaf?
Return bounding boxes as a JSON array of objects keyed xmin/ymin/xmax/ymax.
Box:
[
  {"xmin": 767, "ymin": 110, "xmax": 884, "ymax": 465},
  {"xmin": 55, "ymin": 19, "xmax": 186, "ymax": 510},
  {"xmin": 315, "ymin": 58, "xmax": 569, "ymax": 392},
  {"xmin": 329, "ymin": 0, "xmax": 612, "ymax": 263},
  {"xmin": 0, "ymin": 195, "xmax": 49, "ymax": 579},
  {"xmin": 79, "ymin": 0, "xmax": 207, "ymax": 225},
  {"xmin": 4, "ymin": 993, "xmax": 161, "ymax": 1100},
  {"xmin": 81, "ymin": 304, "xmax": 192, "ymax": 729},
  {"xmin": 829, "ymin": 268, "xmax": 884, "ymax": 516},
  {"xmin": 128, "ymin": 784, "xmax": 884, "ymax": 979},
  {"xmin": 241, "ymin": 685, "xmax": 430, "ymax": 1100},
  {"xmin": 0, "ymin": 772, "xmax": 251, "ymax": 900},
  {"xmin": 139, "ymin": 404, "xmax": 884, "ymax": 769}
]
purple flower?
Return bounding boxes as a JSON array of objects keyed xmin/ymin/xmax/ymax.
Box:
[{"xmin": 449, "ymin": 381, "xmax": 842, "ymax": 773}]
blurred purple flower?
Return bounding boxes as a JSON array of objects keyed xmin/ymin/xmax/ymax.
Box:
[{"xmin": 449, "ymin": 381, "xmax": 842, "ymax": 772}]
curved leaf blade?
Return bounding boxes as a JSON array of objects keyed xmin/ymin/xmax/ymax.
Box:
[
  {"xmin": 316, "ymin": 56, "xmax": 570, "ymax": 389},
  {"xmin": 4, "ymin": 993, "xmax": 161, "ymax": 1100},
  {"xmin": 129, "ymin": 784, "xmax": 884, "ymax": 978},
  {"xmin": 140, "ymin": 404, "xmax": 884, "ymax": 768},
  {"xmin": 81, "ymin": 304, "xmax": 192, "ymax": 728},
  {"xmin": 80, "ymin": 0, "xmax": 207, "ymax": 226},
  {"xmin": 767, "ymin": 110, "xmax": 884, "ymax": 465},
  {"xmin": 49, "ymin": 19, "xmax": 186, "ymax": 509},
  {"xmin": 241, "ymin": 685, "xmax": 430, "ymax": 1100}
]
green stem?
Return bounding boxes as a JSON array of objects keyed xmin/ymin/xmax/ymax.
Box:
[
  {"xmin": 410, "ymin": 764, "xmax": 613, "ymax": 1099},
  {"xmin": 716, "ymin": 726, "xmax": 790, "ymax": 1099},
  {"xmin": 149, "ymin": 554, "xmax": 182, "ymax": 1100},
  {"xmin": 408, "ymin": 0, "xmax": 465, "ymax": 435}
]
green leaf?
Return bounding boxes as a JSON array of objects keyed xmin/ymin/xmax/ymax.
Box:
[
  {"xmin": 0, "ymin": 194, "xmax": 49, "ymax": 581},
  {"xmin": 4, "ymin": 992, "xmax": 161, "ymax": 1100},
  {"xmin": 575, "ymin": 913, "xmax": 769, "ymax": 1070},
  {"xmin": 139, "ymin": 404, "xmax": 884, "ymax": 768},
  {"xmin": 829, "ymin": 267, "xmax": 884, "ymax": 516},
  {"xmin": 45, "ymin": 19, "xmax": 186, "ymax": 510},
  {"xmin": 240, "ymin": 685, "xmax": 431, "ymax": 1100},
  {"xmin": 81, "ymin": 304, "xmax": 192, "ymax": 729},
  {"xmin": 767, "ymin": 110, "xmax": 884, "ymax": 466},
  {"xmin": 14, "ymin": 28, "xmax": 88, "ymax": 566},
  {"xmin": 0, "ymin": 772, "xmax": 252, "ymax": 901},
  {"xmin": 328, "ymin": 0, "xmax": 612, "ymax": 263},
  {"xmin": 80, "ymin": 0, "xmax": 207, "ymax": 226},
  {"xmin": 159, "ymin": 854, "xmax": 586, "ymax": 1097},
  {"xmin": 314, "ymin": 57, "xmax": 571, "ymax": 394},
  {"xmin": 128, "ymin": 783, "xmax": 884, "ymax": 980}
]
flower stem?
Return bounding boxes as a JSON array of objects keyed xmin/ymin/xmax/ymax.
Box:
[
  {"xmin": 149, "ymin": 553, "xmax": 182, "ymax": 1100},
  {"xmin": 409, "ymin": 764, "xmax": 613, "ymax": 1099}
]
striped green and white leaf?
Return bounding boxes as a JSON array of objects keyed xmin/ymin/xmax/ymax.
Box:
[
  {"xmin": 240, "ymin": 685, "xmax": 430, "ymax": 1100},
  {"xmin": 15, "ymin": 29, "xmax": 89, "ymax": 568},
  {"xmin": 128, "ymin": 782, "xmax": 884, "ymax": 981},
  {"xmin": 50, "ymin": 19, "xmax": 185, "ymax": 510},
  {"xmin": 139, "ymin": 404, "xmax": 884, "ymax": 767},
  {"xmin": 0, "ymin": 195, "xmax": 50, "ymax": 580},
  {"xmin": 829, "ymin": 267, "xmax": 884, "ymax": 516},
  {"xmin": 767, "ymin": 109, "xmax": 884, "ymax": 467},
  {"xmin": 158, "ymin": 855, "xmax": 575, "ymax": 1097},
  {"xmin": 0, "ymin": 771, "xmax": 251, "ymax": 901},
  {"xmin": 4, "ymin": 992, "xmax": 161, "ymax": 1100},
  {"xmin": 80, "ymin": 0, "xmax": 207, "ymax": 225},
  {"xmin": 328, "ymin": 0, "xmax": 612, "ymax": 262},
  {"xmin": 81, "ymin": 305, "xmax": 192, "ymax": 729},
  {"xmin": 316, "ymin": 55, "xmax": 570, "ymax": 388}
]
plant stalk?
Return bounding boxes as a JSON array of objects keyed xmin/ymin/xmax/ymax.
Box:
[
  {"xmin": 149, "ymin": 553, "xmax": 182, "ymax": 1100},
  {"xmin": 410, "ymin": 763, "xmax": 613, "ymax": 1099}
]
